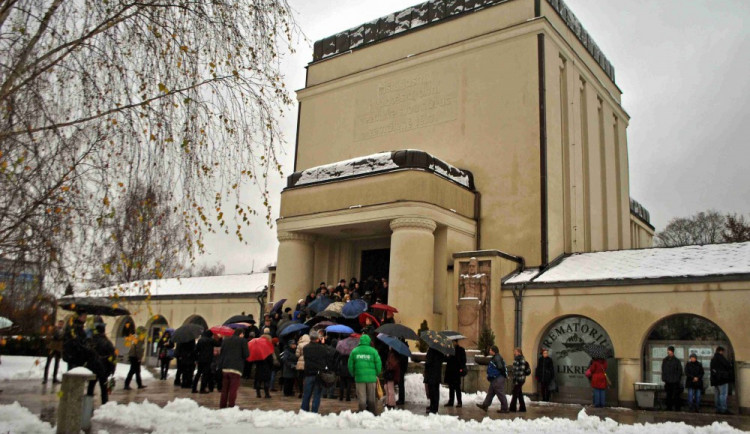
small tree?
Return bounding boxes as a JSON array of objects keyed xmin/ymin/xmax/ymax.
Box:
[
  {"xmin": 724, "ymin": 214, "xmax": 750, "ymax": 243},
  {"xmin": 477, "ymin": 327, "xmax": 496, "ymax": 356},
  {"xmin": 417, "ymin": 320, "xmax": 429, "ymax": 353}
]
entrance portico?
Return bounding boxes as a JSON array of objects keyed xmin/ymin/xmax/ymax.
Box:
[{"xmin": 274, "ymin": 151, "xmax": 477, "ymax": 335}]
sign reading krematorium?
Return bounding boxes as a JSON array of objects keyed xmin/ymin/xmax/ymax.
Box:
[{"xmin": 541, "ymin": 316, "xmax": 614, "ymax": 388}]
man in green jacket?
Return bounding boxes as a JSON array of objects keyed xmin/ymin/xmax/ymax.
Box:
[{"xmin": 348, "ymin": 334, "xmax": 382, "ymax": 414}]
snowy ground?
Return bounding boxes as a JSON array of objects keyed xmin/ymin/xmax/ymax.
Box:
[{"xmin": 0, "ymin": 355, "xmax": 155, "ymax": 382}]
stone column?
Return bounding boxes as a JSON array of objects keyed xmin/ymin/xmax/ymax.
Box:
[
  {"xmin": 274, "ymin": 231, "xmax": 315, "ymax": 306},
  {"xmin": 617, "ymin": 357, "xmax": 641, "ymax": 408},
  {"xmin": 388, "ymin": 217, "xmax": 437, "ymax": 341}
]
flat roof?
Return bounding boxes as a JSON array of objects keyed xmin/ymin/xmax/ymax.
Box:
[
  {"xmin": 82, "ymin": 273, "xmax": 269, "ymax": 299},
  {"xmin": 504, "ymin": 242, "xmax": 750, "ymax": 287}
]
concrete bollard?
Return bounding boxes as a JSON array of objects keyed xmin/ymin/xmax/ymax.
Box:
[{"xmin": 56, "ymin": 367, "xmax": 96, "ymax": 434}]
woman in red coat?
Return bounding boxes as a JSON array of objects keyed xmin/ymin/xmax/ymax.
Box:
[{"xmin": 588, "ymin": 358, "xmax": 608, "ymax": 407}]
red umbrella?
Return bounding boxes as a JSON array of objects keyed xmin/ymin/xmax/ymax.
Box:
[
  {"xmin": 359, "ymin": 312, "xmax": 380, "ymax": 327},
  {"xmin": 210, "ymin": 326, "xmax": 234, "ymax": 337},
  {"xmin": 370, "ymin": 303, "xmax": 398, "ymax": 313},
  {"xmin": 247, "ymin": 337, "xmax": 274, "ymax": 362}
]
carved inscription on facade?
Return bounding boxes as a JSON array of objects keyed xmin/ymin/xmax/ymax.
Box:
[{"xmin": 355, "ymin": 71, "xmax": 458, "ymax": 141}]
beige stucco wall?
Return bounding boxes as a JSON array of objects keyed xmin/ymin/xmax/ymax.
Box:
[{"xmin": 504, "ymin": 279, "xmax": 750, "ymax": 408}]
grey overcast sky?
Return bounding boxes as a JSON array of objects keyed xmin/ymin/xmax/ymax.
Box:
[{"xmin": 200, "ymin": 0, "xmax": 750, "ymax": 274}]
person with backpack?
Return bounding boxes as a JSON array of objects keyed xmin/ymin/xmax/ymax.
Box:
[
  {"xmin": 476, "ymin": 345, "xmax": 508, "ymax": 413},
  {"xmin": 509, "ymin": 347, "xmax": 530, "ymax": 412}
]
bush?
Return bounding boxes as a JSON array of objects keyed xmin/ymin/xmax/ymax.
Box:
[
  {"xmin": 0, "ymin": 334, "xmax": 47, "ymax": 356},
  {"xmin": 477, "ymin": 327, "xmax": 495, "ymax": 356},
  {"xmin": 417, "ymin": 320, "xmax": 429, "ymax": 352}
]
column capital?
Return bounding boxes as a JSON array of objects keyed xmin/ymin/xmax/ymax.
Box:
[
  {"xmin": 277, "ymin": 231, "xmax": 316, "ymax": 243},
  {"xmin": 390, "ymin": 217, "xmax": 437, "ymax": 233}
]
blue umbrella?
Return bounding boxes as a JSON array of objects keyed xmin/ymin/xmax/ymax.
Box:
[
  {"xmin": 279, "ymin": 322, "xmax": 310, "ymax": 337},
  {"xmin": 326, "ymin": 324, "xmax": 354, "ymax": 334},
  {"xmin": 342, "ymin": 299, "xmax": 368, "ymax": 319},
  {"xmin": 271, "ymin": 298, "xmax": 287, "ymax": 314},
  {"xmin": 377, "ymin": 333, "xmax": 411, "ymax": 357},
  {"xmin": 307, "ymin": 296, "xmax": 333, "ymax": 314}
]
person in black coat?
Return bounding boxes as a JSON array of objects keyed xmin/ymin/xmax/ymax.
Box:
[
  {"xmin": 396, "ymin": 339, "xmax": 409, "ymax": 406},
  {"xmin": 444, "ymin": 339, "xmax": 467, "ymax": 407},
  {"xmin": 535, "ymin": 348, "xmax": 555, "ymax": 402},
  {"xmin": 280, "ymin": 340, "xmax": 298, "ymax": 396},
  {"xmin": 335, "ymin": 351, "xmax": 353, "ymax": 401},
  {"xmin": 192, "ymin": 330, "xmax": 219, "ymax": 393},
  {"xmin": 254, "ymin": 335, "xmax": 274, "ymax": 398},
  {"xmin": 684, "ymin": 353, "xmax": 704, "ymax": 412},
  {"xmin": 176, "ymin": 340, "xmax": 196, "ymax": 389},
  {"xmin": 157, "ymin": 332, "xmax": 174, "ymax": 380},
  {"xmin": 87, "ymin": 323, "xmax": 116, "ymax": 404},
  {"xmin": 423, "ymin": 347, "xmax": 445, "ymax": 414},
  {"xmin": 62, "ymin": 313, "xmax": 95, "ymax": 370},
  {"xmin": 218, "ymin": 329, "xmax": 250, "ymax": 408},
  {"xmin": 710, "ymin": 346, "xmax": 733, "ymax": 414},
  {"xmin": 661, "ymin": 345, "xmax": 684, "ymax": 411}
]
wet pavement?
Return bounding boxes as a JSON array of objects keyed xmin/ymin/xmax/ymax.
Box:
[{"xmin": 1, "ymin": 373, "xmax": 749, "ymax": 432}]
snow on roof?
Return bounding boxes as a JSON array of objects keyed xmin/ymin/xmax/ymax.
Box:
[
  {"xmin": 86, "ymin": 273, "xmax": 269, "ymax": 298},
  {"xmin": 510, "ymin": 242, "xmax": 750, "ymax": 285},
  {"xmin": 503, "ymin": 268, "xmax": 540, "ymax": 284},
  {"xmin": 296, "ymin": 152, "xmax": 398, "ymax": 186}
]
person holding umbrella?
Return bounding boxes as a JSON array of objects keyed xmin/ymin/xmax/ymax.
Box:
[
  {"xmin": 423, "ymin": 346, "xmax": 445, "ymax": 414},
  {"xmin": 301, "ymin": 330, "xmax": 335, "ymax": 413},
  {"xmin": 218, "ymin": 328, "xmax": 249, "ymax": 408},
  {"xmin": 87, "ymin": 323, "xmax": 116, "ymax": 404},
  {"xmin": 348, "ymin": 334, "xmax": 382, "ymax": 414},
  {"xmin": 62, "ymin": 312, "xmax": 94, "ymax": 371},
  {"xmin": 280, "ymin": 339, "xmax": 298, "ymax": 396},
  {"xmin": 444, "ymin": 338, "xmax": 467, "ymax": 408},
  {"xmin": 192, "ymin": 330, "xmax": 219, "ymax": 394},
  {"xmin": 384, "ymin": 347, "xmax": 402, "ymax": 410},
  {"xmin": 157, "ymin": 330, "xmax": 174, "ymax": 380}
]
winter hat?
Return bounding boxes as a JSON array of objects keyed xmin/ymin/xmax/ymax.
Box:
[
  {"xmin": 689, "ymin": 353, "xmax": 698, "ymax": 360},
  {"xmin": 667, "ymin": 345, "xmax": 675, "ymax": 353}
]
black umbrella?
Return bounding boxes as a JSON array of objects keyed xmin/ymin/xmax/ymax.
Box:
[
  {"xmin": 172, "ymin": 324, "xmax": 204, "ymax": 344},
  {"xmin": 58, "ymin": 296, "xmax": 130, "ymax": 316},
  {"xmin": 316, "ymin": 309, "xmax": 342, "ymax": 319},
  {"xmin": 223, "ymin": 314, "xmax": 255, "ymax": 325},
  {"xmin": 420, "ymin": 330, "xmax": 455, "ymax": 356},
  {"xmin": 583, "ymin": 343, "xmax": 614, "ymax": 359},
  {"xmin": 375, "ymin": 323, "xmax": 419, "ymax": 340},
  {"xmin": 270, "ymin": 298, "xmax": 287, "ymax": 314}
]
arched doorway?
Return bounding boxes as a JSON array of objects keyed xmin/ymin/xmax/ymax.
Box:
[
  {"xmin": 642, "ymin": 314, "xmax": 735, "ymax": 409},
  {"xmin": 538, "ymin": 315, "xmax": 617, "ymax": 404},
  {"xmin": 114, "ymin": 315, "xmax": 136, "ymax": 362},
  {"xmin": 183, "ymin": 314, "xmax": 208, "ymax": 330},
  {"xmin": 145, "ymin": 315, "xmax": 169, "ymax": 367}
]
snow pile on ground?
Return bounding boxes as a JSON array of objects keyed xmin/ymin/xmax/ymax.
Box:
[
  {"xmin": 403, "ymin": 373, "xmax": 529, "ymax": 407},
  {"xmin": 90, "ymin": 398, "xmax": 744, "ymax": 434},
  {"xmin": 0, "ymin": 402, "xmax": 55, "ymax": 434},
  {"xmin": 0, "ymin": 355, "xmax": 155, "ymax": 382}
]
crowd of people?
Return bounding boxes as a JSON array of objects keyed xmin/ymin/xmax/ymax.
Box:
[{"xmin": 47, "ymin": 277, "xmax": 736, "ymax": 417}]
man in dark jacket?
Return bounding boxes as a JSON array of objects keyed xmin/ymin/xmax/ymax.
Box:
[
  {"xmin": 477, "ymin": 346, "xmax": 509, "ymax": 413},
  {"xmin": 661, "ymin": 345, "xmax": 683, "ymax": 411},
  {"xmin": 62, "ymin": 313, "xmax": 94, "ymax": 371},
  {"xmin": 218, "ymin": 329, "xmax": 250, "ymax": 408},
  {"xmin": 444, "ymin": 339, "xmax": 467, "ymax": 407},
  {"xmin": 396, "ymin": 344, "xmax": 409, "ymax": 405},
  {"xmin": 192, "ymin": 330, "xmax": 219, "ymax": 393},
  {"xmin": 87, "ymin": 323, "xmax": 116, "ymax": 404},
  {"xmin": 535, "ymin": 348, "xmax": 555, "ymax": 402},
  {"xmin": 176, "ymin": 340, "xmax": 196, "ymax": 388},
  {"xmin": 280, "ymin": 340, "xmax": 298, "ymax": 397},
  {"xmin": 423, "ymin": 347, "xmax": 445, "ymax": 414},
  {"xmin": 685, "ymin": 353, "xmax": 704, "ymax": 412},
  {"xmin": 711, "ymin": 346, "xmax": 733, "ymax": 414},
  {"xmin": 301, "ymin": 331, "xmax": 335, "ymax": 413}
]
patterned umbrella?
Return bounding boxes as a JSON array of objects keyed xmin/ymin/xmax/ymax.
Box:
[
  {"xmin": 583, "ymin": 343, "xmax": 614, "ymax": 359},
  {"xmin": 358, "ymin": 312, "xmax": 380, "ymax": 327},
  {"xmin": 439, "ymin": 330, "xmax": 466, "ymax": 341},
  {"xmin": 377, "ymin": 333, "xmax": 411, "ymax": 357},
  {"xmin": 279, "ymin": 323, "xmax": 309, "ymax": 337},
  {"xmin": 420, "ymin": 330, "xmax": 455, "ymax": 356},
  {"xmin": 370, "ymin": 303, "xmax": 398, "ymax": 313},
  {"xmin": 172, "ymin": 324, "xmax": 204, "ymax": 344},
  {"xmin": 326, "ymin": 324, "xmax": 354, "ymax": 334},
  {"xmin": 210, "ymin": 326, "xmax": 234, "ymax": 337},
  {"xmin": 342, "ymin": 299, "xmax": 368, "ymax": 319},
  {"xmin": 0, "ymin": 316, "xmax": 12, "ymax": 329},
  {"xmin": 375, "ymin": 323, "xmax": 418, "ymax": 340},
  {"xmin": 316, "ymin": 309, "xmax": 342, "ymax": 319},
  {"xmin": 58, "ymin": 296, "xmax": 130, "ymax": 316},
  {"xmin": 336, "ymin": 336, "xmax": 360, "ymax": 355},
  {"xmin": 247, "ymin": 337, "xmax": 274, "ymax": 362},
  {"xmin": 325, "ymin": 302, "xmax": 345, "ymax": 314}
]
